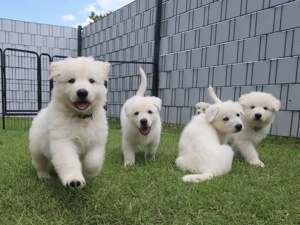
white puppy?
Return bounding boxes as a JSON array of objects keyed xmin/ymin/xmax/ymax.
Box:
[
  {"xmin": 120, "ymin": 68, "xmax": 162, "ymax": 166},
  {"xmin": 208, "ymin": 86, "xmax": 281, "ymax": 167},
  {"xmin": 29, "ymin": 57, "xmax": 110, "ymax": 188},
  {"xmin": 195, "ymin": 102, "xmax": 211, "ymax": 114},
  {"xmin": 176, "ymin": 101, "xmax": 244, "ymax": 183}
]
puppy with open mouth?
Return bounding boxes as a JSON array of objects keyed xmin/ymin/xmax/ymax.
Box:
[
  {"xmin": 120, "ymin": 68, "xmax": 162, "ymax": 166},
  {"xmin": 29, "ymin": 57, "xmax": 110, "ymax": 189}
]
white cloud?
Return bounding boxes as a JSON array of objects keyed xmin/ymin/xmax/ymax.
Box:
[
  {"xmin": 96, "ymin": 0, "xmax": 134, "ymax": 12},
  {"xmin": 82, "ymin": 3, "xmax": 106, "ymax": 16},
  {"xmin": 61, "ymin": 14, "xmax": 76, "ymax": 22},
  {"xmin": 77, "ymin": 0, "xmax": 134, "ymax": 27},
  {"xmin": 82, "ymin": 3, "xmax": 98, "ymax": 14},
  {"xmin": 78, "ymin": 17, "xmax": 94, "ymax": 27}
]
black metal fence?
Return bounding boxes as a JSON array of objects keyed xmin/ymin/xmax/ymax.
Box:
[
  {"xmin": 0, "ymin": 48, "xmax": 157, "ymax": 130},
  {"xmin": 0, "ymin": 48, "xmax": 67, "ymax": 130}
]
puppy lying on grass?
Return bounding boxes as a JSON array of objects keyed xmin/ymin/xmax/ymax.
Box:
[{"xmin": 176, "ymin": 101, "xmax": 243, "ymax": 183}]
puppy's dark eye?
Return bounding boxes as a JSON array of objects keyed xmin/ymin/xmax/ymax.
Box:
[
  {"xmin": 203, "ymin": 109, "xmax": 206, "ymax": 111},
  {"xmin": 89, "ymin": 78, "xmax": 95, "ymax": 84},
  {"xmin": 264, "ymin": 107, "xmax": 268, "ymax": 110},
  {"xmin": 68, "ymin": 79, "xmax": 75, "ymax": 84},
  {"xmin": 223, "ymin": 117, "xmax": 229, "ymax": 121},
  {"xmin": 148, "ymin": 110, "xmax": 153, "ymax": 114},
  {"xmin": 236, "ymin": 113, "xmax": 240, "ymax": 117},
  {"xmin": 134, "ymin": 112, "xmax": 139, "ymax": 116},
  {"xmin": 250, "ymin": 106, "xmax": 255, "ymax": 109}
]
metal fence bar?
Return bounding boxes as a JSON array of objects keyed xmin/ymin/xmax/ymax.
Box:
[
  {"xmin": 0, "ymin": 50, "xmax": 71, "ymax": 129},
  {"xmin": 40, "ymin": 53, "xmax": 52, "ymax": 102},
  {"xmin": 0, "ymin": 48, "xmax": 4, "ymax": 128},
  {"xmin": 152, "ymin": 0, "xmax": 163, "ymax": 97},
  {"xmin": 77, "ymin": 25, "xmax": 82, "ymax": 57},
  {"xmin": 2, "ymin": 48, "xmax": 40, "ymax": 129},
  {"xmin": 105, "ymin": 60, "xmax": 156, "ymax": 65},
  {"xmin": 3, "ymin": 48, "xmax": 39, "ymax": 113}
]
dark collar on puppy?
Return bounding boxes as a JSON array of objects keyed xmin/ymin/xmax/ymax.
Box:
[
  {"xmin": 253, "ymin": 126, "xmax": 263, "ymax": 132},
  {"xmin": 78, "ymin": 113, "xmax": 93, "ymax": 119}
]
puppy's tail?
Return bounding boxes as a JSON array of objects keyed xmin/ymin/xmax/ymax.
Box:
[
  {"xmin": 182, "ymin": 173, "xmax": 214, "ymax": 183},
  {"xmin": 207, "ymin": 85, "xmax": 222, "ymax": 103},
  {"xmin": 136, "ymin": 67, "xmax": 147, "ymax": 96}
]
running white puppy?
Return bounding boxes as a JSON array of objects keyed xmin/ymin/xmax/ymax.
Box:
[
  {"xmin": 29, "ymin": 57, "xmax": 110, "ymax": 188},
  {"xmin": 195, "ymin": 102, "xmax": 211, "ymax": 114},
  {"xmin": 176, "ymin": 101, "xmax": 243, "ymax": 183},
  {"xmin": 121, "ymin": 68, "xmax": 162, "ymax": 166},
  {"xmin": 208, "ymin": 86, "xmax": 281, "ymax": 167}
]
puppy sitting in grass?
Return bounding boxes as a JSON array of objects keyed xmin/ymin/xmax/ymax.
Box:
[
  {"xmin": 195, "ymin": 102, "xmax": 211, "ymax": 114},
  {"xmin": 29, "ymin": 57, "xmax": 110, "ymax": 189},
  {"xmin": 176, "ymin": 101, "xmax": 243, "ymax": 183},
  {"xmin": 208, "ymin": 86, "xmax": 281, "ymax": 167},
  {"xmin": 120, "ymin": 68, "xmax": 162, "ymax": 166}
]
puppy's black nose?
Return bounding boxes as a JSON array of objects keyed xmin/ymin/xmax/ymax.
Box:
[
  {"xmin": 255, "ymin": 113, "xmax": 262, "ymax": 119},
  {"xmin": 235, "ymin": 124, "xmax": 243, "ymax": 131},
  {"xmin": 140, "ymin": 118, "xmax": 148, "ymax": 126},
  {"xmin": 77, "ymin": 89, "xmax": 88, "ymax": 99}
]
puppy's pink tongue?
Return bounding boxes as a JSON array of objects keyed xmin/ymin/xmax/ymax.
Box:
[
  {"xmin": 76, "ymin": 101, "xmax": 89, "ymax": 110},
  {"xmin": 139, "ymin": 127, "xmax": 151, "ymax": 136}
]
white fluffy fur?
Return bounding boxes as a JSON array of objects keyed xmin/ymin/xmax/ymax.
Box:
[
  {"xmin": 195, "ymin": 102, "xmax": 211, "ymax": 114},
  {"xmin": 208, "ymin": 86, "xmax": 281, "ymax": 167},
  {"xmin": 176, "ymin": 101, "xmax": 244, "ymax": 183},
  {"xmin": 29, "ymin": 57, "xmax": 110, "ymax": 188},
  {"xmin": 121, "ymin": 68, "xmax": 162, "ymax": 166}
]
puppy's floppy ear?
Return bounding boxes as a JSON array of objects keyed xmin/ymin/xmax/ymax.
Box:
[
  {"xmin": 97, "ymin": 61, "xmax": 111, "ymax": 82},
  {"xmin": 124, "ymin": 105, "xmax": 129, "ymax": 117},
  {"xmin": 150, "ymin": 97, "xmax": 162, "ymax": 111},
  {"xmin": 49, "ymin": 60, "xmax": 66, "ymax": 80},
  {"xmin": 195, "ymin": 102, "xmax": 200, "ymax": 108},
  {"xmin": 124, "ymin": 104, "xmax": 132, "ymax": 118},
  {"xmin": 238, "ymin": 94, "xmax": 250, "ymax": 107},
  {"xmin": 234, "ymin": 102, "xmax": 244, "ymax": 115},
  {"xmin": 271, "ymin": 96, "xmax": 281, "ymax": 112},
  {"xmin": 205, "ymin": 105, "xmax": 219, "ymax": 122}
]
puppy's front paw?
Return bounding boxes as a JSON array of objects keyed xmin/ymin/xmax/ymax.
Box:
[
  {"xmin": 124, "ymin": 161, "xmax": 135, "ymax": 167},
  {"xmin": 37, "ymin": 170, "xmax": 51, "ymax": 179},
  {"xmin": 63, "ymin": 174, "xmax": 86, "ymax": 189},
  {"xmin": 248, "ymin": 158, "xmax": 265, "ymax": 167},
  {"xmin": 145, "ymin": 153, "xmax": 155, "ymax": 160},
  {"xmin": 65, "ymin": 179, "xmax": 86, "ymax": 189}
]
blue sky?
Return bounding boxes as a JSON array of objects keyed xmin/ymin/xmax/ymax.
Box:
[{"xmin": 0, "ymin": 0, "xmax": 134, "ymax": 27}]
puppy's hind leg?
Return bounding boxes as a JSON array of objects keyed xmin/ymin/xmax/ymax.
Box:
[
  {"xmin": 122, "ymin": 139, "xmax": 137, "ymax": 166},
  {"xmin": 145, "ymin": 141, "xmax": 159, "ymax": 160},
  {"xmin": 82, "ymin": 146, "xmax": 105, "ymax": 178},
  {"xmin": 182, "ymin": 173, "xmax": 214, "ymax": 183},
  {"xmin": 31, "ymin": 151, "xmax": 51, "ymax": 179}
]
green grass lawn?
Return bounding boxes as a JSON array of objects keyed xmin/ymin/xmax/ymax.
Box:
[{"xmin": 0, "ymin": 123, "xmax": 299, "ymax": 224}]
